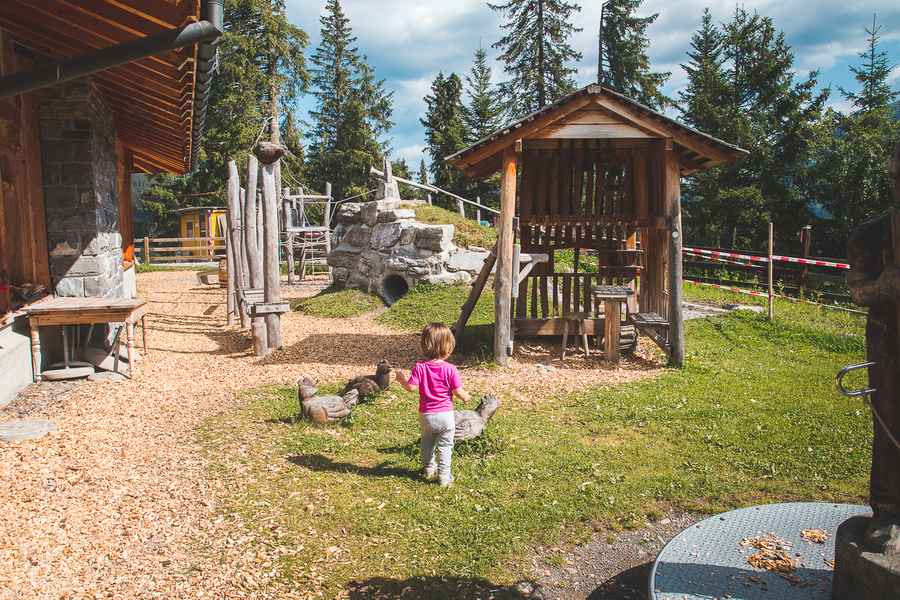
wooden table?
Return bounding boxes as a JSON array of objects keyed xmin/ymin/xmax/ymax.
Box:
[
  {"xmin": 591, "ymin": 285, "xmax": 635, "ymax": 362},
  {"xmin": 23, "ymin": 297, "xmax": 149, "ymax": 381}
]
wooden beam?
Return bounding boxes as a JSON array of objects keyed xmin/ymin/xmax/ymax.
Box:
[
  {"xmin": 594, "ymin": 95, "xmax": 739, "ymax": 165},
  {"xmin": 664, "ymin": 148, "xmax": 684, "ymax": 367},
  {"xmin": 451, "ymin": 95, "xmax": 594, "ymax": 177},
  {"xmin": 494, "ymin": 146, "xmax": 517, "ymax": 366}
]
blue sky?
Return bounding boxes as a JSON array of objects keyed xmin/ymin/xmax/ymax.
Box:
[{"xmin": 284, "ymin": 0, "xmax": 900, "ymax": 170}]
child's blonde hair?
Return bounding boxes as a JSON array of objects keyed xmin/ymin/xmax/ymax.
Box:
[{"xmin": 420, "ymin": 322, "xmax": 455, "ymax": 360}]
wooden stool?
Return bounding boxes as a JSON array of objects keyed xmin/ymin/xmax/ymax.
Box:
[{"xmin": 561, "ymin": 312, "xmax": 591, "ymax": 359}]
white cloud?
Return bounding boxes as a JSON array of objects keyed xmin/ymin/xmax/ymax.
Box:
[{"xmin": 286, "ymin": 0, "xmax": 900, "ymax": 158}]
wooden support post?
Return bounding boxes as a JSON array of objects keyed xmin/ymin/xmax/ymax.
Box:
[
  {"xmin": 799, "ymin": 225, "xmax": 811, "ymax": 296},
  {"xmin": 225, "ymin": 226, "xmax": 235, "ymax": 326},
  {"xmin": 244, "ymin": 155, "xmax": 266, "ymax": 354},
  {"xmin": 325, "ymin": 182, "xmax": 333, "ymax": 281},
  {"xmin": 261, "ymin": 163, "xmax": 282, "ymax": 351},
  {"xmin": 453, "ymin": 246, "xmax": 497, "ymax": 343},
  {"xmin": 239, "ymin": 189, "xmax": 249, "ymax": 289},
  {"xmin": 495, "ymin": 146, "xmax": 518, "ymax": 366},
  {"xmin": 226, "ymin": 161, "xmax": 248, "ymax": 328},
  {"xmin": 768, "ymin": 222, "xmax": 774, "ymax": 321},
  {"xmin": 143, "ymin": 237, "xmax": 150, "ymax": 265},
  {"xmin": 664, "ymin": 148, "xmax": 684, "ymax": 367}
]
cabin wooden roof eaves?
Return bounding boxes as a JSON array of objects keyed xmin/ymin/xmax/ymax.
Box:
[
  {"xmin": 446, "ymin": 84, "xmax": 748, "ymax": 179},
  {"xmin": 0, "ymin": 0, "xmax": 216, "ymax": 175}
]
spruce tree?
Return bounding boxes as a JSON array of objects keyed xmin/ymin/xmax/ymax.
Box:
[
  {"xmin": 489, "ymin": 0, "xmax": 583, "ymax": 117},
  {"xmin": 809, "ymin": 16, "xmax": 900, "ymax": 257},
  {"xmin": 462, "ymin": 44, "xmax": 504, "ymax": 210},
  {"xmin": 306, "ymin": 0, "xmax": 394, "ymax": 201},
  {"xmin": 598, "ymin": 0, "xmax": 672, "ymax": 109},
  {"xmin": 678, "ymin": 7, "xmax": 829, "ymax": 251},
  {"xmin": 421, "ymin": 72, "xmax": 469, "ymax": 204}
]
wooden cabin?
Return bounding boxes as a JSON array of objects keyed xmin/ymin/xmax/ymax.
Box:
[
  {"xmin": 174, "ymin": 206, "xmax": 226, "ymax": 258},
  {"xmin": 0, "ymin": 0, "xmax": 222, "ymax": 405},
  {"xmin": 447, "ymin": 84, "xmax": 746, "ymax": 367}
]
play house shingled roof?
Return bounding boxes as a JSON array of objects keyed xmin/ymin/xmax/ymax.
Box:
[{"xmin": 446, "ymin": 84, "xmax": 747, "ymax": 178}]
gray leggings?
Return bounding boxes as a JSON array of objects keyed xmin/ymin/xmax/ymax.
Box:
[{"xmin": 419, "ymin": 411, "xmax": 455, "ymax": 476}]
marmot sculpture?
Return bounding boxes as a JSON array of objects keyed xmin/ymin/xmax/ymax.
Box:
[
  {"xmin": 298, "ymin": 378, "xmax": 358, "ymax": 423},
  {"xmin": 253, "ymin": 141, "xmax": 288, "ymax": 164},
  {"xmin": 345, "ymin": 359, "xmax": 392, "ymax": 401},
  {"xmin": 454, "ymin": 394, "xmax": 501, "ymax": 441}
]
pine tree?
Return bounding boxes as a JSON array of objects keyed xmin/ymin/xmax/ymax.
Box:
[
  {"xmin": 421, "ymin": 72, "xmax": 469, "ymax": 204},
  {"xmin": 461, "ymin": 43, "xmax": 504, "ymax": 210},
  {"xmin": 598, "ymin": 0, "xmax": 672, "ymax": 109},
  {"xmin": 306, "ymin": 0, "xmax": 394, "ymax": 201},
  {"xmin": 678, "ymin": 7, "xmax": 829, "ymax": 251},
  {"xmin": 809, "ymin": 16, "xmax": 900, "ymax": 257},
  {"xmin": 489, "ymin": 0, "xmax": 583, "ymax": 117}
]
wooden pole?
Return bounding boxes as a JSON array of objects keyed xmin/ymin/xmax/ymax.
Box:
[
  {"xmin": 261, "ymin": 163, "xmax": 282, "ymax": 351},
  {"xmin": 799, "ymin": 225, "xmax": 811, "ymax": 296},
  {"xmin": 225, "ymin": 226, "xmax": 234, "ymax": 326},
  {"xmin": 664, "ymin": 146, "xmax": 684, "ymax": 367},
  {"xmin": 768, "ymin": 222, "xmax": 774, "ymax": 321},
  {"xmin": 424, "ymin": 172, "xmax": 433, "ymax": 205},
  {"xmin": 457, "ymin": 198, "xmax": 465, "ymax": 219},
  {"xmin": 244, "ymin": 155, "xmax": 266, "ymax": 355},
  {"xmin": 284, "ymin": 195, "xmax": 295, "ymax": 284},
  {"xmin": 325, "ymin": 182, "xmax": 333, "ymax": 281},
  {"xmin": 476, "ymin": 196, "xmax": 482, "ymax": 224},
  {"xmin": 495, "ymin": 146, "xmax": 518, "ymax": 366},
  {"xmin": 226, "ymin": 161, "xmax": 248, "ymax": 328},
  {"xmin": 143, "ymin": 237, "xmax": 150, "ymax": 265},
  {"xmin": 239, "ymin": 189, "xmax": 249, "ymax": 288}
]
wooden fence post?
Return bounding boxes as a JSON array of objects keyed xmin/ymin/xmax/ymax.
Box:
[
  {"xmin": 799, "ymin": 225, "xmax": 811, "ymax": 296},
  {"xmin": 226, "ymin": 161, "xmax": 247, "ymax": 327},
  {"xmin": 476, "ymin": 196, "xmax": 482, "ymax": 224},
  {"xmin": 143, "ymin": 237, "xmax": 150, "ymax": 265},
  {"xmin": 768, "ymin": 222, "xmax": 774, "ymax": 321}
]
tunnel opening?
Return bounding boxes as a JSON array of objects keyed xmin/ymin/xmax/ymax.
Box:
[{"xmin": 381, "ymin": 274, "xmax": 410, "ymax": 306}]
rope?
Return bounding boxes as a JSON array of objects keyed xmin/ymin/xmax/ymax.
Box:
[{"xmin": 859, "ymin": 388, "xmax": 900, "ymax": 453}]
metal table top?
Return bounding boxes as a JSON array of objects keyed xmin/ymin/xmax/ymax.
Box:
[{"xmin": 650, "ymin": 502, "xmax": 870, "ymax": 600}]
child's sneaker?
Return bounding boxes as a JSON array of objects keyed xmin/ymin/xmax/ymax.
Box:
[
  {"xmin": 423, "ymin": 467, "xmax": 436, "ymax": 479},
  {"xmin": 438, "ymin": 474, "xmax": 454, "ymax": 488}
]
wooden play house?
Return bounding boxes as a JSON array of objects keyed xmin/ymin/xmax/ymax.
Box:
[
  {"xmin": 447, "ymin": 84, "xmax": 746, "ymax": 367},
  {"xmin": 173, "ymin": 206, "xmax": 226, "ymax": 258}
]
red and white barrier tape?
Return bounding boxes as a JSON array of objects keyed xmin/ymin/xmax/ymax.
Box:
[
  {"xmin": 682, "ymin": 247, "xmax": 768, "ymax": 263},
  {"xmin": 683, "ymin": 279, "xmax": 867, "ymax": 314},
  {"xmin": 683, "ymin": 250, "xmax": 761, "ymax": 268},
  {"xmin": 771, "ymin": 255, "xmax": 849, "ymax": 269}
]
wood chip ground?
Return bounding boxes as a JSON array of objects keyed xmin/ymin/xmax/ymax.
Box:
[{"xmin": 0, "ymin": 271, "xmax": 665, "ymax": 599}]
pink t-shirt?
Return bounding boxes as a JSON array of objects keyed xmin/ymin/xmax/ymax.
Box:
[{"xmin": 407, "ymin": 360, "xmax": 462, "ymax": 413}]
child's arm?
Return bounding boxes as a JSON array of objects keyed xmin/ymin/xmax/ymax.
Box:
[
  {"xmin": 395, "ymin": 370, "xmax": 418, "ymax": 393},
  {"xmin": 452, "ymin": 387, "xmax": 470, "ymax": 403}
]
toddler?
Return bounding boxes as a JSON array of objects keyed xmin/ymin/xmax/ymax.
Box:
[{"xmin": 395, "ymin": 322, "xmax": 470, "ymax": 487}]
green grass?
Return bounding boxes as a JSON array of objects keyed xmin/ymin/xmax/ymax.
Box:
[
  {"xmin": 411, "ymin": 204, "xmax": 498, "ymax": 249},
  {"xmin": 294, "ymin": 283, "xmax": 384, "ymax": 318},
  {"xmin": 196, "ymin": 282, "xmax": 871, "ymax": 598},
  {"xmin": 375, "ymin": 281, "xmax": 495, "ymax": 357},
  {"xmin": 135, "ymin": 263, "xmax": 200, "ymax": 273}
]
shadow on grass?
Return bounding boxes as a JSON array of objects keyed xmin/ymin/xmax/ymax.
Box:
[
  {"xmin": 340, "ymin": 575, "xmax": 537, "ymax": 600},
  {"xmin": 285, "ymin": 453, "xmax": 416, "ymax": 481}
]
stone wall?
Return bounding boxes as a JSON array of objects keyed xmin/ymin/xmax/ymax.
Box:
[
  {"xmin": 38, "ymin": 77, "xmax": 123, "ymax": 298},
  {"xmin": 327, "ymin": 200, "xmax": 491, "ymax": 304}
]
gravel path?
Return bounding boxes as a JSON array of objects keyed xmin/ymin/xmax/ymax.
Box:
[{"xmin": 1, "ymin": 272, "xmax": 713, "ymax": 599}]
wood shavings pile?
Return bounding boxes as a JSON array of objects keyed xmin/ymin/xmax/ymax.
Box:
[
  {"xmin": 740, "ymin": 532, "xmax": 798, "ymax": 573},
  {"xmin": 800, "ymin": 529, "xmax": 829, "ymax": 543},
  {"xmin": 0, "ymin": 271, "xmax": 665, "ymax": 599}
]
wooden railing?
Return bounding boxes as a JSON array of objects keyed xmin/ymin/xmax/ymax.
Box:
[{"xmin": 139, "ymin": 236, "xmax": 226, "ymax": 264}]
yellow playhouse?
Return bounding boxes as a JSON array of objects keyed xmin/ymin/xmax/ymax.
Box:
[{"xmin": 173, "ymin": 206, "xmax": 226, "ymax": 258}]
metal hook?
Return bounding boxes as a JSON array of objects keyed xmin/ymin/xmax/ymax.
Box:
[{"xmin": 836, "ymin": 361, "xmax": 876, "ymax": 398}]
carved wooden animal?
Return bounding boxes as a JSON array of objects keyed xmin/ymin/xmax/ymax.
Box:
[
  {"xmin": 298, "ymin": 378, "xmax": 358, "ymax": 423},
  {"xmin": 454, "ymin": 394, "xmax": 501, "ymax": 441},
  {"xmin": 345, "ymin": 359, "xmax": 392, "ymax": 401},
  {"xmin": 253, "ymin": 141, "xmax": 288, "ymax": 164}
]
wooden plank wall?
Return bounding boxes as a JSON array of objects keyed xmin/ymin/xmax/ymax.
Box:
[
  {"xmin": 516, "ymin": 141, "xmax": 665, "ymax": 320},
  {"xmin": 0, "ymin": 30, "xmax": 52, "ymax": 316}
]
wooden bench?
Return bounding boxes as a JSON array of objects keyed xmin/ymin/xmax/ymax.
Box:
[
  {"xmin": 239, "ymin": 288, "xmax": 289, "ymax": 317},
  {"xmin": 627, "ymin": 312, "xmax": 670, "ymax": 354}
]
